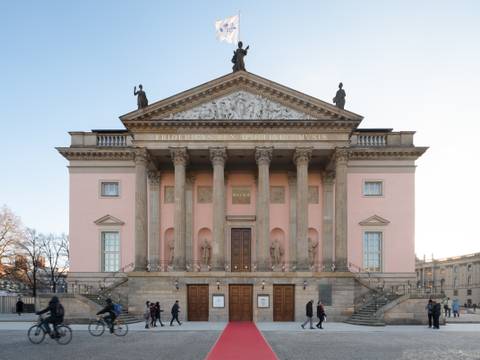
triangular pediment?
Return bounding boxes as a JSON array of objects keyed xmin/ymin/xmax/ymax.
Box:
[
  {"xmin": 359, "ymin": 215, "xmax": 390, "ymax": 226},
  {"xmin": 120, "ymin": 71, "xmax": 363, "ymax": 124},
  {"xmin": 94, "ymin": 215, "xmax": 125, "ymax": 226}
]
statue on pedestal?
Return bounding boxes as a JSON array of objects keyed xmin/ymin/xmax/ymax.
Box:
[
  {"xmin": 270, "ymin": 239, "xmax": 283, "ymax": 267},
  {"xmin": 134, "ymin": 84, "xmax": 148, "ymax": 109},
  {"xmin": 332, "ymin": 82, "xmax": 346, "ymax": 109},
  {"xmin": 200, "ymin": 239, "xmax": 212, "ymax": 266},
  {"xmin": 232, "ymin": 41, "xmax": 250, "ymax": 72},
  {"xmin": 308, "ymin": 237, "xmax": 318, "ymax": 267},
  {"xmin": 168, "ymin": 239, "xmax": 175, "ymax": 265}
]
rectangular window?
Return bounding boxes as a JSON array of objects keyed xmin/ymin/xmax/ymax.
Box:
[
  {"xmin": 363, "ymin": 181, "xmax": 383, "ymax": 196},
  {"xmin": 363, "ymin": 231, "xmax": 382, "ymax": 272},
  {"xmin": 467, "ymin": 289, "xmax": 472, "ymax": 295},
  {"xmin": 102, "ymin": 232, "xmax": 120, "ymax": 272},
  {"xmin": 232, "ymin": 187, "xmax": 251, "ymax": 204},
  {"xmin": 101, "ymin": 182, "xmax": 119, "ymax": 197}
]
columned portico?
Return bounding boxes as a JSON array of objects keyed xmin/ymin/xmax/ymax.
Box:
[
  {"xmin": 334, "ymin": 148, "xmax": 349, "ymax": 271},
  {"xmin": 170, "ymin": 147, "xmax": 189, "ymax": 270},
  {"xmin": 294, "ymin": 147, "xmax": 312, "ymax": 270},
  {"xmin": 134, "ymin": 147, "xmax": 149, "ymax": 271},
  {"xmin": 210, "ymin": 147, "xmax": 227, "ymax": 270},
  {"xmin": 255, "ymin": 147, "xmax": 273, "ymax": 270},
  {"xmin": 148, "ymin": 170, "xmax": 160, "ymax": 271}
]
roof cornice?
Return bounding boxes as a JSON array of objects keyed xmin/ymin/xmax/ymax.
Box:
[
  {"xmin": 56, "ymin": 147, "xmax": 134, "ymax": 161},
  {"xmin": 348, "ymin": 147, "xmax": 428, "ymax": 160}
]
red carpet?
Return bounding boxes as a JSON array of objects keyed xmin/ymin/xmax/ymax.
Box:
[{"xmin": 205, "ymin": 322, "xmax": 278, "ymax": 360}]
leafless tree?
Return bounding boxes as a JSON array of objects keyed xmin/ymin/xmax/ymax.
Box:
[
  {"xmin": 39, "ymin": 233, "xmax": 69, "ymax": 293},
  {"xmin": 0, "ymin": 205, "xmax": 23, "ymax": 264},
  {"xmin": 16, "ymin": 228, "xmax": 44, "ymax": 297}
]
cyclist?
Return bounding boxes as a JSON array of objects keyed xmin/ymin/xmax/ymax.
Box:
[
  {"xmin": 96, "ymin": 298, "xmax": 116, "ymax": 333},
  {"xmin": 36, "ymin": 296, "xmax": 64, "ymax": 338}
]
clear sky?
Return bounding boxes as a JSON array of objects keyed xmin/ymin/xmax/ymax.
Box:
[{"xmin": 1, "ymin": 1, "xmax": 479, "ymax": 259}]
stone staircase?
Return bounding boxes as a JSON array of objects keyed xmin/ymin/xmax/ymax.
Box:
[
  {"xmin": 83, "ymin": 294, "xmax": 141, "ymax": 324},
  {"xmin": 345, "ymin": 295, "xmax": 393, "ymax": 326}
]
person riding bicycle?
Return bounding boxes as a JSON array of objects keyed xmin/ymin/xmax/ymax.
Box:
[
  {"xmin": 96, "ymin": 298, "xmax": 117, "ymax": 333},
  {"xmin": 36, "ymin": 296, "xmax": 64, "ymax": 338}
]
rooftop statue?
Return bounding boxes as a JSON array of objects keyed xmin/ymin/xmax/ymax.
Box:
[
  {"xmin": 134, "ymin": 84, "xmax": 148, "ymax": 109},
  {"xmin": 332, "ymin": 82, "xmax": 346, "ymax": 110},
  {"xmin": 232, "ymin": 41, "xmax": 249, "ymax": 72}
]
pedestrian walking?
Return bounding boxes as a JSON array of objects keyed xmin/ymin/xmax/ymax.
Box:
[
  {"xmin": 425, "ymin": 299, "xmax": 433, "ymax": 328},
  {"xmin": 170, "ymin": 300, "xmax": 182, "ymax": 326},
  {"xmin": 473, "ymin": 303, "xmax": 477, "ymax": 313},
  {"xmin": 452, "ymin": 299, "xmax": 460, "ymax": 318},
  {"xmin": 144, "ymin": 301, "xmax": 151, "ymax": 329},
  {"xmin": 150, "ymin": 302, "xmax": 156, "ymax": 327},
  {"xmin": 155, "ymin": 302, "xmax": 165, "ymax": 327},
  {"xmin": 432, "ymin": 300, "xmax": 441, "ymax": 329},
  {"xmin": 316, "ymin": 300, "xmax": 326, "ymax": 329},
  {"xmin": 446, "ymin": 297, "xmax": 452, "ymax": 317},
  {"xmin": 16, "ymin": 296, "xmax": 24, "ymax": 316},
  {"xmin": 301, "ymin": 299, "xmax": 314, "ymax": 329}
]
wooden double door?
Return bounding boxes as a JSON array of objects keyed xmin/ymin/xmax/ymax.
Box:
[
  {"xmin": 187, "ymin": 284, "xmax": 209, "ymax": 321},
  {"xmin": 273, "ymin": 285, "xmax": 295, "ymax": 321},
  {"xmin": 231, "ymin": 228, "xmax": 251, "ymax": 272},
  {"xmin": 229, "ymin": 284, "xmax": 253, "ymax": 321}
]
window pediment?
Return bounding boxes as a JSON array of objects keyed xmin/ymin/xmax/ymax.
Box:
[
  {"xmin": 359, "ymin": 215, "xmax": 390, "ymax": 226},
  {"xmin": 94, "ymin": 215, "xmax": 125, "ymax": 226}
]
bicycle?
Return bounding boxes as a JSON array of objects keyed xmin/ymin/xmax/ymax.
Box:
[
  {"xmin": 27, "ymin": 315, "xmax": 72, "ymax": 345},
  {"xmin": 88, "ymin": 316, "xmax": 128, "ymax": 337}
]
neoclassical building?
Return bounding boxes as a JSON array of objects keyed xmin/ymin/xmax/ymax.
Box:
[{"xmin": 57, "ymin": 71, "xmax": 427, "ymax": 321}]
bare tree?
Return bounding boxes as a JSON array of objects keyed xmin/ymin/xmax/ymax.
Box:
[
  {"xmin": 16, "ymin": 228, "xmax": 44, "ymax": 297},
  {"xmin": 0, "ymin": 205, "xmax": 23, "ymax": 264},
  {"xmin": 39, "ymin": 233, "xmax": 69, "ymax": 293}
]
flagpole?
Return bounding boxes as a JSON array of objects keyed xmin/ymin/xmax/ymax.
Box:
[{"xmin": 238, "ymin": 10, "xmax": 241, "ymax": 42}]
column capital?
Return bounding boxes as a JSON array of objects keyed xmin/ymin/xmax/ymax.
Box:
[
  {"xmin": 255, "ymin": 146, "xmax": 273, "ymax": 166},
  {"xmin": 134, "ymin": 147, "xmax": 149, "ymax": 165},
  {"xmin": 293, "ymin": 147, "xmax": 312, "ymax": 166},
  {"xmin": 334, "ymin": 147, "xmax": 349, "ymax": 165},
  {"xmin": 170, "ymin": 147, "xmax": 189, "ymax": 166},
  {"xmin": 148, "ymin": 170, "xmax": 160, "ymax": 186},
  {"xmin": 209, "ymin": 147, "xmax": 228, "ymax": 166}
]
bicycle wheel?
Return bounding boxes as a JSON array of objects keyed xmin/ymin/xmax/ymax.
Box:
[
  {"xmin": 55, "ymin": 325, "xmax": 72, "ymax": 345},
  {"xmin": 27, "ymin": 325, "xmax": 45, "ymax": 344},
  {"xmin": 113, "ymin": 320, "xmax": 128, "ymax": 337},
  {"xmin": 88, "ymin": 320, "xmax": 105, "ymax": 336}
]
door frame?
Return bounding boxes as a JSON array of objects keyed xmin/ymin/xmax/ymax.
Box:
[
  {"xmin": 187, "ymin": 284, "xmax": 209, "ymax": 321},
  {"xmin": 230, "ymin": 228, "xmax": 252, "ymax": 272},
  {"xmin": 225, "ymin": 222, "xmax": 255, "ymax": 270},
  {"xmin": 228, "ymin": 284, "xmax": 253, "ymax": 321},
  {"xmin": 273, "ymin": 284, "xmax": 295, "ymax": 322}
]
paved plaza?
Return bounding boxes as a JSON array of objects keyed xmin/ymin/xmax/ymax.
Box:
[{"xmin": 0, "ymin": 321, "xmax": 480, "ymax": 360}]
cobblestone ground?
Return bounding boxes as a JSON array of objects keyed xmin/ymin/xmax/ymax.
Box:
[
  {"xmin": 264, "ymin": 330, "xmax": 480, "ymax": 360},
  {"xmin": 0, "ymin": 330, "xmax": 220, "ymax": 360}
]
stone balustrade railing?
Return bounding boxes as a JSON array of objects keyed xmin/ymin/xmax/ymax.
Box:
[
  {"xmin": 69, "ymin": 131, "xmax": 132, "ymax": 147},
  {"xmin": 350, "ymin": 131, "xmax": 415, "ymax": 147},
  {"xmin": 96, "ymin": 134, "xmax": 129, "ymax": 147},
  {"xmin": 358, "ymin": 134, "xmax": 387, "ymax": 147}
]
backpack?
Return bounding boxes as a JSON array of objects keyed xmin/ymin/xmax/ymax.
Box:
[
  {"xmin": 56, "ymin": 303, "xmax": 65, "ymax": 319},
  {"xmin": 113, "ymin": 303, "xmax": 122, "ymax": 316}
]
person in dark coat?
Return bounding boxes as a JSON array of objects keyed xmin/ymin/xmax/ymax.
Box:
[
  {"xmin": 16, "ymin": 297, "xmax": 24, "ymax": 316},
  {"xmin": 432, "ymin": 301, "xmax": 441, "ymax": 329},
  {"xmin": 36, "ymin": 296, "xmax": 64, "ymax": 338},
  {"xmin": 155, "ymin": 302, "xmax": 164, "ymax": 327},
  {"xmin": 316, "ymin": 300, "xmax": 326, "ymax": 329},
  {"xmin": 170, "ymin": 300, "xmax": 182, "ymax": 326},
  {"xmin": 96, "ymin": 298, "xmax": 116, "ymax": 333},
  {"xmin": 301, "ymin": 299, "xmax": 315, "ymax": 329},
  {"xmin": 425, "ymin": 299, "xmax": 433, "ymax": 328},
  {"xmin": 150, "ymin": 302, "xmax": 156, "ymax": 327}
]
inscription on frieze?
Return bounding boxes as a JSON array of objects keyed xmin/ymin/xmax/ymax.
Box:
[
  {"xmin": 152, "ymin": 133, "xmax": 333, "ymax": 142},
  {"xmin": 232, "ymin": 186, "xmax": 251, "ymax": 204}
]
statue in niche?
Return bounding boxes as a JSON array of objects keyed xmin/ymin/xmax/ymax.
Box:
[
  {"xmin": 308, "ymin": 237, "xmax": 318, "ymax": 266},
  {"xmin": 270, "ymin": 239, "xmax": 283, "ymax": 267},
  {"xmin": 231, "ymin": 41, "xmax": 250, "ymax": 72},
  {"xmin": 134, "ymin": 84, "xmax": 148, "ymax": 109},
  {"xmin": 332, "ymin": 82, "xmax": 346, "ymax": 109},
  {"xmin": 200, "ymin": 239, "xmax": 212, "ymax": 266},
  {"xmin": 168, "ymin": 239, "xmax": 175, "ymax": 265}
]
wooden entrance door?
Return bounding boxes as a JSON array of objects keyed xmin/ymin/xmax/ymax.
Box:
[
  {"xmin": 229, "ymin": 284, "xmax": 253, "ymax": 321},
  {"xmin": 231, "ymin": 228, "xmax": 251, "ymax": 272},
  {"xmin": 187, "ymin": 284, "xmax": 209, "ymax": 321},
  {"xmin": 273, "ymin": 285, "xmax": 295, "ymax": 321}
]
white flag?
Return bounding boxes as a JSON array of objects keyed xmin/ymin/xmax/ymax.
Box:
[{"xmin": 215, "ymin": 15, "xmax": 239, "ymax": 44}]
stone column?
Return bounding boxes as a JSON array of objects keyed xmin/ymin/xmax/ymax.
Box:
[
  {"xmin": 287, "ymin": 172, "xmax": 297, "ymax": 270},
  {"xmin": 185, "ymin": 174, "xmax": 195, "ymax": 270},
  {"xmin": 255, "ymin": 147, "xmax": 273, "ymax": 270},
  {"xmin": 170, "ymin": 147, "xmax": 189, "ymax": 270},
  {"xmin": 322, "ymin": 171, "xmax": 335, "ymax": 271},
  {"xmin": 210, "ymin": 147, "xmax": 227, "ymax": 270},
  {"xmin": 134, "ymin": 148, "xmax": 149, "ymax": 271},
  {"xmin": 334, "ymin": 148, "xmax": 349, "ymax": 271},
  {"xmin": 148, "ymin": 170, "xmax": 160, "ymax": 271},
  {"xmin": 294, "ymin": 147, "xmax": 312, "ymax": 270}
]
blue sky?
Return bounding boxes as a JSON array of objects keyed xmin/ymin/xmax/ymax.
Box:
[{"xmin": 1, "ymin": 1, "xmax": 479, "ymax": 259}]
